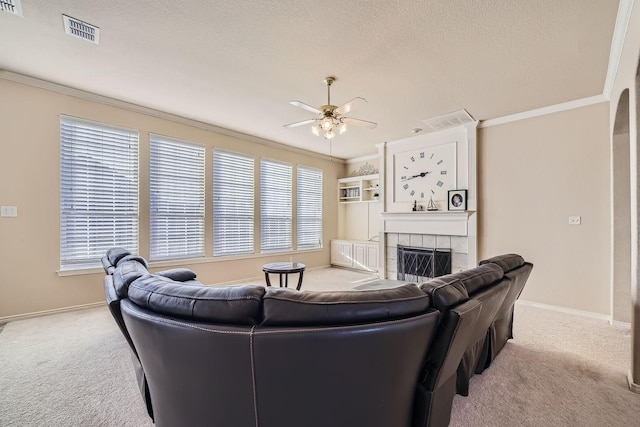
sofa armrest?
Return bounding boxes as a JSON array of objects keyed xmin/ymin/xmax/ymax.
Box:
[{"xmin": 155, "ymin": 268, "xmax": 198, "ymax": 282}]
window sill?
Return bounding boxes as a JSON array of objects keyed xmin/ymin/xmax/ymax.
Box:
[
  {"xmin": 57, "ymin": 266, "xmax": 103, "ymax": 277},
  {"xmin": 56, "ymin": 248, "xmax": 324, "ymax": 276}
]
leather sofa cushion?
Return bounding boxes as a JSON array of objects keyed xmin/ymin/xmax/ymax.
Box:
[
  {"xmin": 128, "ymin": 275, "xmax": 265, "ymax": 325},
  {"xmin": 113, "ymin": 260, "xmax": 150, "ymax": 298},
  {"xmin": 107, "ymin": 247, "xmax": 131, "ymax": 267},
  {"xmin": 262, "ymin": 284, "xmax": 431, "ymax": 326},
  {"xmin": 446, "ymin": 264, "xmax": 504, "ymax": 296},
  {"xmin": 155, "ymin": 268, "xmax": 198, "ymax": 282},
  {"xmin": 101, "ymin": 257, "xmax": 115, "ymax": 275},
  {"xmin": 479, "ymin": 253, "xmax": 525, "ymax": 273},
  {"xmin": 420, "ymin": 278, "xmax": 468, "ymax": 312},
  {"xmin": 119, "ymin": 254, "xmax": 149, "ymax": 269}
]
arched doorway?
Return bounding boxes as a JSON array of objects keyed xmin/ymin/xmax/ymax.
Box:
[
  {"xmin": 612, "ymin": 89, "xmax": 631, "ymax": 323},
  {"xmin": 632, "ymin": 61, "xmax": 640, "ymax": 392}
]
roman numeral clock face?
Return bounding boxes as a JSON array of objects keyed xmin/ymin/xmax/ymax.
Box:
[{"xmin": 394, "ymin": 142, "xmax": 456, "ymax": 203}]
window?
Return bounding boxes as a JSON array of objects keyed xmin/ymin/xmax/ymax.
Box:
[
  {"xmin": 213, "ymin": 149, "xmax": 254, "ymax": 256},
  {"xmin": 60, "ymin": 117, "xmax": 139, "ymax": 268},
  {"xmin": 149, "ymin": 135, "xmax": 205, "ymax": 260},
  {"xmin": 260, "ymin": 159, "xmax": 292, "ymax": 252},
  {"xmin": 297, "ymin": 166, "xmax": 323, "ymax": 250}
]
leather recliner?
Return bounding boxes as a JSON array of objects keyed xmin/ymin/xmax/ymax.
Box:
[
  {"xmin": 415, "ymin": 278, "xmax": 482, "ymax": 427},
  {"xmin": 104, "ymin": 250, "xmax": 533, "ymax": 427},
  {"xmin": 101, "ymin": 247, "xmax": 201, "ymax": 420},
  {"xmin": 477, "ymin": 254, "xmax": 534, "ymax": 370},
  {"xmin": 121, "ymin": 275, "xmax": 441, "ymax": 427}
]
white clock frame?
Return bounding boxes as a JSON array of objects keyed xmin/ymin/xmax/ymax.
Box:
[
  {"xmin": 383, "ymin": 125, "xmax": 475, "ymax": 213},
  {"xmin": 392, "ymin": 141, "xmax": 457, "ymax": 207}
]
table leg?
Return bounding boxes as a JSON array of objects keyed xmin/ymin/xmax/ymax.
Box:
[
  {"xmin": 264, "ymin": 271, "xmax": 271, "ymax": 287},
  {"xmin": 296, "ymin": 271, "xmax": 304, "ymax": 290}
]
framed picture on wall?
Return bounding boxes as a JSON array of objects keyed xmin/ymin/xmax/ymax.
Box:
[{"xmin": 448, "ymin": 190, "xmax": 467, "ymax": 211}]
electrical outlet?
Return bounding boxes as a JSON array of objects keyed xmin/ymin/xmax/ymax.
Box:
[
  {"xmin": 568, "ymin": 216, "xmax": 581, "ymax": 225},
  {"xmin": 1, "ymin": 206, "xmax": 18, "ymax": 217}
]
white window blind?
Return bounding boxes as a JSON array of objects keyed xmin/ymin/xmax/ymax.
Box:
[
  {"xmin": 60, "ymin": 117, "xmax": 139, "ymax": 268},
  {"xmin": 297, "ymin": 166, "xmax": 323, "ymax": 250},
  {"xmin": 260, "ymin": 159, "xmax": 292, "ymax": 252},
  {"xmin": 150, "ymin": 135, "xmax": 205, "ymax": 260},
  {"xmin": 213, "ymin": 149, "xmax": 255, "ymax": 256}
]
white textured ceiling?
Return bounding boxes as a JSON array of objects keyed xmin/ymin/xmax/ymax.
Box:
[{"xmin": 0, "ymin": 0, "xmax": 619, "ymax": 159}]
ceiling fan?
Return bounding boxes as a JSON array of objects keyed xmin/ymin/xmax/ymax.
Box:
[{"xmin": 284, "ymin": 76, "xmax": 377, "ymax": 140}]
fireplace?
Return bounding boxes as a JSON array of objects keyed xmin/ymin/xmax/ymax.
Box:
[{"xmin": 397, "ymin": 245, "xmax": 451, "ymax": 283}]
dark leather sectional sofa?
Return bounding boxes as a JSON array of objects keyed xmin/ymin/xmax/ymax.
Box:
[{"xmin": 102, "ymin": 248, "xmax": 532, "ymax": 427}]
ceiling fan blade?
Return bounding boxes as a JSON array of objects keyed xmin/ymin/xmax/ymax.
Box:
[
  {"xmin": 283, "ymin": 118, "xmax": 318, "ymax": 128},
  {"xmin": 343, "ymin": 117, "xmax": 377, "ymax": 129},
  {"xmin": 335, "ymin": 97, "xmax": 367, "ymax": 115},
  {"xmin": 289, "ymin": 101, "xmax": 322, "ymax": 115}
]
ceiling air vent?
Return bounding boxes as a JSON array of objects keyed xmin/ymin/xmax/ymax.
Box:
[
  {"xmin": 63, "ymin": 15, "xmax": 100, "ymax": 44},
  {"xmin": 422, "ymin": 109, "xmax": 475, "ymax": 131},
  {"xmin": 0, "ymin": 0, "xmax": 23, "ymax": 17}
]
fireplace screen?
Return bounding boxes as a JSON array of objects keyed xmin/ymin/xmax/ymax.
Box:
[{"xmin": 397, "ymin": 246, "xmax": 451, "ymax": 283}]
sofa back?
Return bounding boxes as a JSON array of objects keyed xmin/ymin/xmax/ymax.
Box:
[
  {"xmin": 121, "ymin": 282, "xmax": 440, "ymax": 427},
  {"xmin": 416, "ymin": 278, "xmax": 482, "ymax": 427},
  {"xmin": 479, "ymin": 254, "xmax": 534, "ymax": 364},
  {"xmin": 423, "ymin": 264, "xmax": 509, "ymax": 396}
]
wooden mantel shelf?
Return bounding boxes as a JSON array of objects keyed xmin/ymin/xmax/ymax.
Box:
[{"xmin": 381, "ymin": 211, "xmax": 475, "ymax": 236}]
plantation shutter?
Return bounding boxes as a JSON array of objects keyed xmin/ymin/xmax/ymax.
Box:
[
  {"xmin": 213, "ymin": 149, "xmax": 255, "ymax": 256},
  {"xmin": 260, "ymin": 159, "xmax": 292, "ymax": 252},
  {"xmin": 297, "ymin": 166, "xmax": 323, "ymax": 250},
  {"xmin": 60, "ymin": 117, "xmax": 139, "ymax": 268},
  {"xmin": 149, "ymin": 135, "xmax": 205, "ymax": 260}
]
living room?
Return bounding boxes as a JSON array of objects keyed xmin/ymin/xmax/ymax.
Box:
[{"xmin": 1, "ymin": 1, "xmax": 640, "ymax": 426}]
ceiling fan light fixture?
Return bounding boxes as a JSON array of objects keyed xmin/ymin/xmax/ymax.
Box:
[
  {"xmin": 285, "ymin": 76, "xmax": 377, "ymax": 140},
  {"xmin": 321, "ymin": 117, "xmax": 333, "ymax": 130}
]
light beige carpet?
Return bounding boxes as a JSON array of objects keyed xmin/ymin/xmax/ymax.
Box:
[{"xmin": 1, "ymin": 268, "xmax": 639, "ymax": 426}]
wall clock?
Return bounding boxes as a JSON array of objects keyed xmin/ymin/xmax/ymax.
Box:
[{"xmin": 393, "ymin": 142, "xmax": 456, "ymax": 204}]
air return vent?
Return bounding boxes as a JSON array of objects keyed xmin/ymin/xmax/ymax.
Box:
[
  {"xmin": 63, "ymin": 15, "xmax": 100, "ymax": 44},
  {"xmin": 0, "ymin": 0, "xmax": 23, "ymax": 17},
  {"xmin": 422, "ymin": 109, "xmax": 475, "ymax": 131}
]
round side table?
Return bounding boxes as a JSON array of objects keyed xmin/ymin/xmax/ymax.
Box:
[{"xmin": 262, "ymin": 262, "xmax": 306, "ymax": 290}]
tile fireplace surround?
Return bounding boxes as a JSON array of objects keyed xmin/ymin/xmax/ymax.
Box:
[{"xmin": 386, "ymin": 233, "xmax": 469, "ymax": 280}]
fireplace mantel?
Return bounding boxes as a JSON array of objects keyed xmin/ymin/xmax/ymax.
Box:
[{"xmin": 381, "ymin": 211, "xmax": 474, "ymax": 236}]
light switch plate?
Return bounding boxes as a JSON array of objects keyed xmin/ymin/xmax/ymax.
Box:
[
  {"xmin": 1, "ymin": 206, "xmax": 18, "ymax": 217},
  {"xmin": 568, "ymin": 216, "xmax": 581, "ymax": 225}
]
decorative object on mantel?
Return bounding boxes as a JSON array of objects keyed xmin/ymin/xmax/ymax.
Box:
[
  {"xmin": 412, "ymin": 200, "xmax": 425, "ymax": 211},
  {"xmin": 350, "ymin": 161, "xmax": 378, "ymax": 177},
  {"xmin": 426, "ymin": 196, "xmax": 439, "ymax": 211},
  {"xmin": 283, "ymin": 76, "xmax": 377, "ymax": 140},
  {"xmin": 448, "ymin": 189, "xmax": 467, "ymax": 211}
]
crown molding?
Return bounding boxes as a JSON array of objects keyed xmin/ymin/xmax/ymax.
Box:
[
  {"xmin": 478, "ymin": 94, "xmax": 608, "ymax": 128},
  {"xmin": 480, "ymin": 0, "xmax": 634, "ymax": 129},
  {"xmin": 0, "ymin": 70, "xmax": 343, "ymax": 163},
  {"xmin": 603, "ymin": 0, "xmax": 635, "ymax": 99}
]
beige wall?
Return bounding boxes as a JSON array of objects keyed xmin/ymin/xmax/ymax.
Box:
[
  {"xmin": 478, "ymin": 102, "xmax": 611, "ymax": 314},
  {"xmin": 0, "ymin": 78, "xmax": 344, "ymax": 319}
]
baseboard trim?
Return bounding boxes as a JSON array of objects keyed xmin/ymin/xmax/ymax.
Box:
[
  {"xmin": 628, "ymin": 371, "xmax": 640, "ymax": 394},
  {"xmin": 517, "ymin": 300, "xmax": 610, "ymax": 322},
  {"xmin": 611, "ymin": 320, "xmax": 632, "ymax": 330},
  {"xmin": 0, "ymin": 302, "xmax": 105, "ymax": 324}
]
